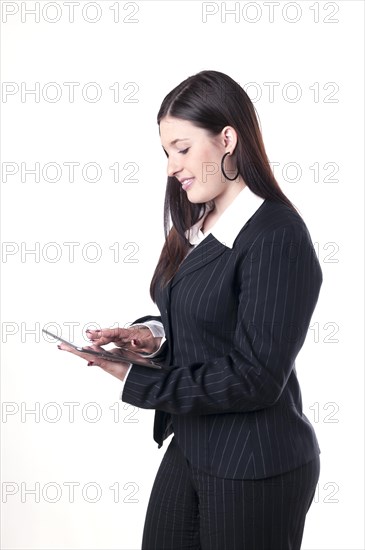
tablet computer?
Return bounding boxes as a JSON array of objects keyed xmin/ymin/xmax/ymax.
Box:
[{"xmin": 42, "ymin": 328, "xmax": 165, "ymax": 369}]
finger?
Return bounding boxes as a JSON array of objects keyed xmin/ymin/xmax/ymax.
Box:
[
  {"xmin": 57, "ymin": 343, "xmax": 101, "ymax": 363},
  {"xmin": 85, "ymin": 328, "xmax": 110, "ymax": 344},
  {"xmin": 121, "ymin": 326, "xmax": 152, "ymax": 349},
  {"xmin": 127, "ymin": 325, "xmax": 151, "ymax": 340},
  {"xmin": 85, "ymin": 328, "xmax": 130, "ymax": 346},
  {"xmin": 129, "ymin": 339, "xmax": 150, "ymax": 353},
  {"xmin": 58, "ymin": 342, "xmax": 78, "ymax": 353},
  {"xmin": 82, "ymin": 344, "xmax": 106, "ymax": 353},
  {"xmin": 107, "ymin": 346, "xmax": 132, "ymax": 356},
  {"xmin": 58, "ymin": 343, "xmax": 130, "ymax": 374}
]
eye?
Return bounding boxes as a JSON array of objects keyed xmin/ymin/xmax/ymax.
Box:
[{"xmin": 179, "ymin": 148, "xmax": 190, "ymax": 155}]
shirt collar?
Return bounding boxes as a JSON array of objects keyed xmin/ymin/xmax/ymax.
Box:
[{"xmin": 186, "ymin": 185, "xmax": 266, "ymax": 249}]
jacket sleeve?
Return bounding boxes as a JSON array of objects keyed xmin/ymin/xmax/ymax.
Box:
[{"xmin": 121, "ymin": 223, "xmax": 323, "ymax": 415}]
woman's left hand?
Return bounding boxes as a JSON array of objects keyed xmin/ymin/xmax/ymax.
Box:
[{"xmin": 57, "ymin": 343, "xmax": 131, "ymax": 382}]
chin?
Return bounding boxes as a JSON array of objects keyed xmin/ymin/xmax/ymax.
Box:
[
  {"xmin": 186, "ymin": 190, "xmax": 212, "ymax": 204},
  {"xmin": 186, "ymin": 195, "xmax": 200, "ymax": 204}
]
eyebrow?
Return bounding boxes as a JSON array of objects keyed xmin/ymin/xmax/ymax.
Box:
[
  {"xmin": 162, "ymin": 138, "xmax": 190, "ymax": 150},
  {"xmin": 170, "ymin": 138, "xmax": 189, "ymax": 145}
]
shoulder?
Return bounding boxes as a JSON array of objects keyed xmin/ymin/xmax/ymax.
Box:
[
  {"xmin": 233, "ymin": 199, "xmax": 315, "ymax": 254},
  {"xmin": 249, "ymin": 198, "xmax": 307, "ymax": 231}
]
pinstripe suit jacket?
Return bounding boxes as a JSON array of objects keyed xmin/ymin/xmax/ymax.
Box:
[{"xmin": 122, "ymin": 195, "xmax": 323, "ymax": 480}]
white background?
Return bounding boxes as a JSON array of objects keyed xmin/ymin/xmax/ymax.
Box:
[{"xmin": 1, "ymin": 1, "xmax": 364, "ymax": 549}]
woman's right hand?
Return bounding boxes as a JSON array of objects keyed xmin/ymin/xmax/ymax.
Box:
[{"xmin": 85, "ymin": 326, "xmax": 162, "ymax": 355}]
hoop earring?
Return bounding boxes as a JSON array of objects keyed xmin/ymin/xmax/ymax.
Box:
[{"xmin": 221, "ymin": 152, "xmax": 239, "ymax": 181}]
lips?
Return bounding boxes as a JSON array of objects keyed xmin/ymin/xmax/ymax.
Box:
[{"xmin": 180, "ymin": 178, "xmax": 194, "ymax": 191}]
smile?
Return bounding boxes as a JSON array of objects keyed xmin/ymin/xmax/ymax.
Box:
[{"xmin": 181, "ymin": 178, "xmax": 194, "ymax": 191}]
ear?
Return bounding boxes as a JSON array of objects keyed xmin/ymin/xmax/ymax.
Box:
[{"xmin": 221, "ymin": 126, "xmax": 238, "ymax": 153}]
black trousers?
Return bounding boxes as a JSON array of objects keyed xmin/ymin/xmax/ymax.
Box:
[{"xmin": 141, "ymin": 436, "xmax": 320, "ymax": 550}]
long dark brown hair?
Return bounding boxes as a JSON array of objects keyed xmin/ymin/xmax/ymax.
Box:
[{"xmin": 149, "ymin": 70, "xmax": 298, "ymax": 302}]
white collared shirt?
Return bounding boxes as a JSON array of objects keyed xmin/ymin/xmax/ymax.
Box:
[
  {"xmin": 120, "ymin": 185, "xmax": 265, "ymax": 390},
  {"xmin": 186, "ymin": 184, "xmax": 265, "ymax": 249}
]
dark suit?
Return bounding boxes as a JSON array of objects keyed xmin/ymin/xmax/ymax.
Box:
[
  {"xmin": 122, "ymin": 197, "xmax": 323, "ymax": 549},
  {"xmin": 122, "ymin": 198, "xmax": 323, "ymax": 480}
]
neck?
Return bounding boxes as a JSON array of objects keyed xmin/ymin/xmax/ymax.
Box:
[
  {"xmin": 201, "ymin": 180, "xmax": 247, "ymax": 234},
  {"xmin": 213, "ymin": 180, "xmax": 246, "ymax": 217}
]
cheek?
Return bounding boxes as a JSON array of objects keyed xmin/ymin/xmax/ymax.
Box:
[{"xmin": 194, "ymin": 148, "xmax": 221, "ymax": 182}]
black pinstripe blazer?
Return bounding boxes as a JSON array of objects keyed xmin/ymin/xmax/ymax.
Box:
[{"xmin": 122, "ymin": 197, "xmax": 323, "ymax": 480}]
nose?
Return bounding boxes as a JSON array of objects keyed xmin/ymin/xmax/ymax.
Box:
[{"xmin": 167, "ymin": 155, "xmax": 182, "ymax": 178}]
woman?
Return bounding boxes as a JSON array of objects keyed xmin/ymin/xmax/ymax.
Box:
[{"xmin": 59, "ymin": 70, "xmax": 323, "ymax": 549}]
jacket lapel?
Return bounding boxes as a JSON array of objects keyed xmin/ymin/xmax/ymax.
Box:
[{"xmin": 170, "ymin": 233, "xmax": 228, "ymax": 289}]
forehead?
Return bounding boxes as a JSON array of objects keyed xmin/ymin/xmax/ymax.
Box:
[{"xmin": 159, "ymin": 117, "xmax": 203, "ymax": 145}]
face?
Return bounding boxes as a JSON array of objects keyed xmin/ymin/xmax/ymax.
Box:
[{"xmin": 159, "ymin": 116, "xmax": 243, "ymax": 207}]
